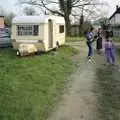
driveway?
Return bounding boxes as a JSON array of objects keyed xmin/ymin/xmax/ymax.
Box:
[{"xmin": 47, "ymin": 41, "xmax": 120, "ymax": 120}]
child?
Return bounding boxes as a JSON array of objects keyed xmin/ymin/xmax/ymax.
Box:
[
  {"xmin": 85, "ymin": 27, "xmax": 95, "ymax": 60},
  {"xmin": 104, "ymin": 37, "xmax": 115, "ymax": 64}
]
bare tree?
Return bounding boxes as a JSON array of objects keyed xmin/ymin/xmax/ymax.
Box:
[
  {"xmin": 4, "ymin": 12, "xmax": 15, "ymax": 27},
  {"xmin": 23, "ymin": 7, "xmax": 36, "ymax": 15},
  {"xmin": 0, "ymin": 7, "xmax": 15, "ymax": 27},
  {"xmin": 0, "ymin": 6, "xmax": 5, "ymax": 16},
  {"xmin": 19, "ymin": 0, "xmax": 107, "ymax": 36}
]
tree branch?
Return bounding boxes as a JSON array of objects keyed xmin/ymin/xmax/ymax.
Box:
[
  {"xmin": 73, "ymin": 3, "xmax": 103, "ymax": 7},
  {"xmin": 19, "ymin": 0, "xmax": 64, "ymax": 17},
  {"xmin": 41, "ymin": 1, "xmax": 64, "ymax": 17}
]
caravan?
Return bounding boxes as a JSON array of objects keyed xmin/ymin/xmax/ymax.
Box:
[{"xmin": 11, "ymin": 15, "xmax": 65, "ymax": 56}]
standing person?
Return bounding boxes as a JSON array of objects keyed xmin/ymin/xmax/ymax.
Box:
[
  {"xmin": 108, "ymin": 28, "xmax": 113, "ymax": 40},
  {"xmin": 96, "ymin": 28, "xmax": 103, "ymax": 53},
  {"xmin": 85, "ymin": 27, "xmax": 95, "ymax": 60},
  {"xmin": 104, "ymin": 36, "xmax": 115, "ymax": 64}
]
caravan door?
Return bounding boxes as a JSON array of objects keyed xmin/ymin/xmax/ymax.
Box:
[{"xmin": 48, "ymin": 19, "xmax": 53, "ymax": 48}]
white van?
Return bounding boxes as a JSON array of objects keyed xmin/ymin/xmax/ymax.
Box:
[{"xmin": 11, "ymin": 15, "xmax": 65, "ymax": 56}]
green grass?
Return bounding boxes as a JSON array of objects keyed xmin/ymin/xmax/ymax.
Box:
[
  {"xmin": 66, "ymin": 37, "xmax": 85, "ymax": 42},
  {"xmin": 117, "ymin": 48, "xmax": 120, "ymax": 55},
  {"xmin": 113, "ymin": 37, "xmax": 120, "ymax": 42},
  {"xmin": 0, "ymin": 45, "xmax": 78, "ymax": 120}
]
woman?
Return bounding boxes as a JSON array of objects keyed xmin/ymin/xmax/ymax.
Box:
[{"xmin": 96, "ymin": 28, "xmax": 102, "ymax": 53}]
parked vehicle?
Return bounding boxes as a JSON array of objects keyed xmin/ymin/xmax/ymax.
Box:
[
  {"xmin": 11, "ymin": 15, "xmax": 65, "ymax": 56},
  {"xmin": 0, "ymin": 28, "xmax": 11, "ymax": 47}
]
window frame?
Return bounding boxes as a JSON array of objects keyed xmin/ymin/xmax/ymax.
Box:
[
  {"xmin": 59, "ymin": 25, "xmax": 64, "ymax": 34},
  {"xmin": 17, "ymin": 25, "xmax": 39, "ymax": 36}
]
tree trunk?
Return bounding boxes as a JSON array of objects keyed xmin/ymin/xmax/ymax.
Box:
[
  {"xmin": 79, "ymin": 15, "xmax": 84, "ymax": 36},
  {"xmin": 64, "ymin": 15, "xmax": 71, "ymax": 37}
]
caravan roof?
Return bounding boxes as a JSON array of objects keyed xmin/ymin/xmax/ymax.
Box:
[{"xmin": 13, "ymin": 15, "xmax": 65, "ymax": 24}]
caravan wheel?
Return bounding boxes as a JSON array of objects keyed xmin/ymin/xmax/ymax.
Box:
[
  {"xmin": 16, "ymin": 50, "xmax": 21, "ymax": 56},
  {"xmin": 56, "ymin": 41, "xmax": 60, "ymax": 49},
  {"xmin": 53, "ymin": 42, "xmax": 59, "ymax": 51}
]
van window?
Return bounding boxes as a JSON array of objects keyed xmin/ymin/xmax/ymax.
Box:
[
  {"xmin": 59, "ymin": 25, "xmax": 64, "ymax": 33},
  {"xmin": 17, "ymin": 25, "xmax": 39, "ymax": 36}
]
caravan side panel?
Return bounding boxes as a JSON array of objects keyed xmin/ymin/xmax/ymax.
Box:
[
  {"xmin": 43, "ymin": 21, "xmax": 57, "ymax": 51},
  {"xmin": 11, "ymin": 23, "xmax": 45, "ymax": 51},
  {"xmin": 55, "ymin": 24, "xmax": 65, "ymax": 45}
]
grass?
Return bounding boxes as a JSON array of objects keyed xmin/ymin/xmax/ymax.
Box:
[
  {"xmin": 95, "ymin": 65, "xmax": 120, "ymax": 119},
  {"xmin": 66, "ymin": 37, "xmax": 85, "ymax": 42},
  {"xmin": 0, "ymin": 45, "xmax": 78, "ymax": 120},
  {"xmin": 117, "ymin": 48, "xmax": 120, "ymax": 55},
  {"xmin": 66, "ymin": 37, "xmax": 120, "ymax": 43},
  {"xmin": 113, "ymin": 37, "xmax": 120, "ymax": 42}
]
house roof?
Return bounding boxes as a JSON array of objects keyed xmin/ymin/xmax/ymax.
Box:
[
  {"xmin": 12, "ymin": 15, "xmax": 65, "ymax": 24},
  {"xmin": 109, "ymin": 7, "xmax": 120, "ymax": 20}
]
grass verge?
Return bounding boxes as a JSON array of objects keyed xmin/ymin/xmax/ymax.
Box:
[
  {"xmin": 66, "ymin": 37, "xmax": 85, "ymax": 42},
  {"xmin": 113, "ymin": 37, "xmax": 120, "ymax": 42},
  {"xmin": 0, "ymin": 45, "xmax": 79, "ymax": 120},
  {"xmin": 117, "ymin": 48, "xmax": 120, "ymax": 55}
]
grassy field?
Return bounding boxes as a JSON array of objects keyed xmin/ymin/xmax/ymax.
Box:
[
  {"xmin": 113, "ymin": 37, "xmax": 120, "ymax": 42},
  {"xmin": 66, "ymin": 37, "xmax": 85, "ymax": 42},
  {"xmin": 66, "ymin": 36, "xmax": 120, "ymax": 43},
  {"xmin": 0, "ymin": 45, "xmax": 78, "ymax": 120},
  {"xmin": 117, "ymin": 48, "xmax": 120, "ymax": 54}
]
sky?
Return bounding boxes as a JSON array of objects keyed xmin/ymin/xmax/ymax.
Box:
[
  {"xmin": 0, "ymin": 0, "xmax": 120, "ymax": 18},
  {"xmin": 0, "ymin": 0, "xmax": 23, "ymax": 15}
]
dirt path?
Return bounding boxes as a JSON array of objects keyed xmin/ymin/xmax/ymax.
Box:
[{"xmin": 47, "ymin": 42, "xmax": 120, "ymax": 120}]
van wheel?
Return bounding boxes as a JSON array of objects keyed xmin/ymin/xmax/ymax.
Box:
[{"xmin": 36, "ymin": 51, "xmax": 41, "ymax": 55}]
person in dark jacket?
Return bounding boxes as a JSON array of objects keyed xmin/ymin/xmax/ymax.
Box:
[
  {"xmin": 96, "ymin": 28, "xmax": 102, "ymax": 53},
  {"xmin": 108, "ymin": 29, "xmax": 113, "ymax": 41}
]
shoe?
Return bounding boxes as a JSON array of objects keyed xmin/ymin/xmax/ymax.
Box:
[
  {"xmin": 87, "ymin": 56, "xmax": 91, "ymax": 59},
  {"xmin": 88, "ymin": 59, "xmax": 92, "ymax": 62}
]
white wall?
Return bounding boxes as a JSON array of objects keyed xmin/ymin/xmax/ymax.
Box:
[
  {"xmin": 115, "ymin": 14, "xmax": 120, "ymax": 24},
  {"xmin": 109, "ymin": 16, "xmax": 115, "ymax": 25},
  {"xmin": 109, "ymin": 13, "xmax": 120, "ymax": 25}
]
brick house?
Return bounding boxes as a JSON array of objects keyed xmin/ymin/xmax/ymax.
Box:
[{"xmin": 0, "ymin": 16, "xmax": 4, "ymax": 28}]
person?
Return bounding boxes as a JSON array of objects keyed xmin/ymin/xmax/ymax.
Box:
[
  {"xmin": 85, "ymin": 27, "xmax": 95, "ymax": 60},
  {"xmin": 104, "ymin": 36, "xmax": 115, "ymax": 64},
  {"xmin": 108, "ymin": 28, "xmax": 113, "ymax": 41},
  {"xmin": 104, "ymin": 28, "xmax": 113, "ymax": 40},
  {"xmin": 96, "ymin": 28, "xmax": 102, "ymax": 53}
]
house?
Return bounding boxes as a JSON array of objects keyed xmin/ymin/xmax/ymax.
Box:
[
  {"xmin": 109, "ymin": 5, "xmax": 120, "ymax": 37},
  {"xmin": 0, "ymin": 16, "xmax": 4, "ymax": 28},
  {"xmin": 70, "ymin": 24, "xmax": 80, "ymax": 36}
]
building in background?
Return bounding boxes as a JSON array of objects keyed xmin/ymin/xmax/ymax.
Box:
[
  {"xmin": 109, "ymin": 5, "xmax": 120, "ymax": 37},
  {"xmin": 0, "ymin": 16, "xmax": 4, "ymax": 28},
  {"xmin": 70, "ymin": 24, "xmax": 80, "ymax": 36}
]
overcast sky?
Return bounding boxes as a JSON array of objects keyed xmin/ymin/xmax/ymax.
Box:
[{"xmin": 0, "ymin": 0, "xmax": 120, "ymax": 17}]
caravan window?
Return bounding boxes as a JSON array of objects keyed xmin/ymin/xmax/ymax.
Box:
[
  {"xmin": 59, "ymin": 25, "xmax": 64, "ymax": 33},
  {"xmin": 17, "ymin": 25, "xmax": 39, "ymax": 36}
]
